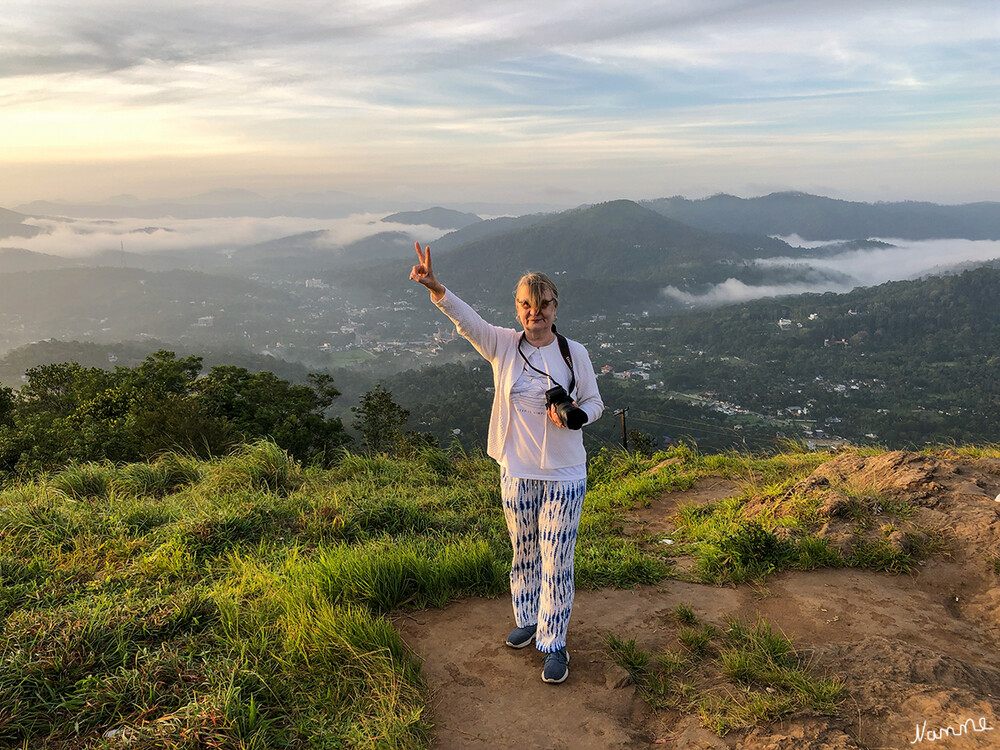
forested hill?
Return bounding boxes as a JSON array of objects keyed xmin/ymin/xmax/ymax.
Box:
[
  {"xmin": 643, "ymin": 192, "xmax": 1000, "ymax": 241},
  {"xmin": 658, "ymin": 262, "xmax": 1000, "ymax": 358},
  {"xmin": 345, "ymin": 200, "xmax": 817, "ymax": 314},
  {"xmin": 634, "ymin": 264, "xmax": 1000, "ymax": 445}
]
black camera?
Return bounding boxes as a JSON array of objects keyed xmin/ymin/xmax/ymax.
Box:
[{"xmin": 545, "ymin": 385, "xmax": 587, "ymax": 430}]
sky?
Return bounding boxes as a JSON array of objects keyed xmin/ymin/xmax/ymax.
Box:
[{"xmin": 2, "ymin": 0, "xmax": 998, "ymax": 209}]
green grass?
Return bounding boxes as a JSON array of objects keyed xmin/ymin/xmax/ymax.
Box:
[
  {"xmin": 604, "ymin": 634, "xmax": 650, "ymax": 680},
  {"xmin": 672, "ymin": 602, "xmax": 697, "ymax": 624},
  {"xmin": 0, "ymin": 440, "xmax": 689, "ymax": 749},
  {"xmin": 608, "ymin": 613, "xmax": 845, "ymax": 737},
  {"xmin": 0, "ymin": 439, "xmax": 964, "ymax": 746},
  {"xmin": 678, "ymin": 623, "xmax": 716, "ymax": 655},
  {"xmin": 664, "ymin": 448, "xmax": 943, "ymax": 582},
  {"xmin": 325, "ymin": 349, "xmax": 378, "ymax": 367}
]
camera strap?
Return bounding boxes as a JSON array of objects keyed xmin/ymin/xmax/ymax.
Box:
[{"xmin": 517, "ymin": 331, "xmax": 576, "ymax": 396}]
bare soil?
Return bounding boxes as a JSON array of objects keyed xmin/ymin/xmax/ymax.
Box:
[{"xmin": 397, "ymin": 452, "xmax": 1000, "ymax": 749}]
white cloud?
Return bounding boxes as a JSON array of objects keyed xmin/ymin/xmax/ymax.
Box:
[
  {"xmin": 17, "ymin": 213, "xmax": 449, "ymax": 257},
  {"xmin": 663, "ymin": 277, "xmax": 855, "ymax": 306},
  {"xmin": 666, "ymin": 238, "xmax": 1000, "ymax": 306},
  {"xmin": 762, "ymin": 239, "xmax": 1000, "ymax": 287}
]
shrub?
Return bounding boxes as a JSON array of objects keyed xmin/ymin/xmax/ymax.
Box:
[
  {"xmin": 206, "ymin": 440, "xmax": 301, "ymax": 494},
  {"xmin": 50, "ymin": 462, "xmax": 115, "ymax": 500}
]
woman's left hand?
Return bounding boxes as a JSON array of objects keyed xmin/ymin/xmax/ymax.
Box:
[{"xmin": 547, "ymin": 402, "xmax": 577, "ymax": 428}]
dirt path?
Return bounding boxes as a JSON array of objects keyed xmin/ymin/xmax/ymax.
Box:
[{"xmin": 399, "ymin": 459, "xmax": 1000, "ymax": 749}]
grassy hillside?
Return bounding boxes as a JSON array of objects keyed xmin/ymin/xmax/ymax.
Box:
[{"xmin": 1, "ymin": 438, "xmax": 973, "ymax": 748}]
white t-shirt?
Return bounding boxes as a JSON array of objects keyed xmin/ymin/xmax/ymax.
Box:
[{"xmin": 501, "ymin": 339, "xmax": 587, "ymax": 481}]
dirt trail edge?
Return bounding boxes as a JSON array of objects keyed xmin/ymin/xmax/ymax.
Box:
[{"xmin": 398, "ymin": 453, "xmax": 1000, "ymax": 749}]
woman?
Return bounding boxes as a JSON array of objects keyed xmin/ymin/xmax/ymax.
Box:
[{"xmin": 409, "ymin": 242, "xmax": 603, "ymax": 684}]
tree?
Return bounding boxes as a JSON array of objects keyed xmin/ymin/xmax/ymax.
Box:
[
  {"xmin": 351, "ymin": 384, "xmax": 410, "ymax": 454},
  {"xmin": 192, "ymin": 366, "xmax": 349, "ymax": 463},
  {"xmin": 0, "ymin": 386, "xmax": 13, "ymax": 427},
  {"xmin": 628, "ymin": 429, "xmax": 657, "ymax": 458},
  {"xmin": 0, "ymin": 351, "xmax": 351, "ymax": 474}
]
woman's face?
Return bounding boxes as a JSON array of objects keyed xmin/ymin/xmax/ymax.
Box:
[{"xmin": 515, "ymin": 282, "xmax": 557, "ymax": 336}]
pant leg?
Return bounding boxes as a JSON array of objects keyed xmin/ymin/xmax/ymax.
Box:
[
  {"xmin": 535, "ymin": 478, "xmax": 586, "ymax": 653},
  {"xmin": 500, "ymin": 473, "xmax": 542, "ymax": 628}
]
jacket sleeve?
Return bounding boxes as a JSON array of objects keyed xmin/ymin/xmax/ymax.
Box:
[
  {"xmin": 570, "ymin": 340, "xmax": 604, "ymax": 425},
  {"xmin": 433, "ymin": 287, "xmax": 510, "ymax": 362}
]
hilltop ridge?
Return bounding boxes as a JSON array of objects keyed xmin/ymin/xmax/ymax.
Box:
[
  {"xmin": 2, "ymin": 442, "xmax": 998, "ymax": 748},
  {"xmin": 644, "ymin": 192, "xmax": 1000, "ymax": 241}
]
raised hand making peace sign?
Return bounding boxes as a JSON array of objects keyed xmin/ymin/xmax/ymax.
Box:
[{"xmin": 409, "ymin": 242, "xmax": 446, "ymax": 302}]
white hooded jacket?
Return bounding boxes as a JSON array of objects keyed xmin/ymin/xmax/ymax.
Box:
[{"xmin": 434, "ymin": 288, "xmax": 604, "ymax": 470}]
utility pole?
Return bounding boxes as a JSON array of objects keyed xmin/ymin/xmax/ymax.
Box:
[{"xmin": 614, "ymin": 407, "xmax": 629, "ymax": 450}]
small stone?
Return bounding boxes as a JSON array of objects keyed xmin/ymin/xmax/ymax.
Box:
[{"xmin": 605, "ymin": 664, "xmax": 634, "ymax": 689}]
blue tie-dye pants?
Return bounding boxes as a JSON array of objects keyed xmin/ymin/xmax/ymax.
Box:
[{"xmin": 500, "ymin": 472, "xmax": 587, "ymax": 653}]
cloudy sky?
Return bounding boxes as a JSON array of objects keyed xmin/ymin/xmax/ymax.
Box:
[{"xmin": 2, "ymin": 0, "xmax": 998, "ymax": 208}]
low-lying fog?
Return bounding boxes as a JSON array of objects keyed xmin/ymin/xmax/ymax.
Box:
[
  {"xmin": 12, "ymin": 217, "xmax": 1000, "ymax": 307},
  {"xmin": 16, "ymin": 214, "xmax": 450, "ymax": 258},
  {"xmin": 663, "ymin": 236, "xmax": 1000, "ymax": 306}
]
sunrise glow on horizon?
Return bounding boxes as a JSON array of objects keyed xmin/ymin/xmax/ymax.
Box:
[{"xmin": 2, "ymin": 0, "xmax": 998, "ymax": 208}]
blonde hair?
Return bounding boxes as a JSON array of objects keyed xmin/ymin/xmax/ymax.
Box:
[{"xmin": 514, "ymin": 272, "xmax": 558, "ymax": 310}]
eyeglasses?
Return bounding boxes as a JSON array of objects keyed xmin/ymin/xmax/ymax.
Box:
[{"xmin": 516, "ymin": 298, "xmax": 556, "ymax": 312}]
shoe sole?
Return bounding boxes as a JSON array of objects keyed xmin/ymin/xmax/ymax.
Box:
[
  {"xmin": 505, "ymin": 632, "xmax": 536, "ymax": 649},
  {"xmin": 541, "ymin": 652, "xmax": 570, "ymax": 684}
]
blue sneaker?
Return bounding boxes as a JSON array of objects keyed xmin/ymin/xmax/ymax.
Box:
[
  {"xmin": 541, "ymin": 648, "xmax": 570, "ymax": 684},
  {"xmin": 505, "ymin": 623, "xmax": 537, "ymax": 649}
]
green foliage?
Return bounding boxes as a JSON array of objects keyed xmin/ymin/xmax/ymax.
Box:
[
  {"xmin": 623, "ymin": 266, "xmax": 1000, "ymax": 448},
  {"xmin": 0, "ymin": 443, "xmax": 681, "ymax": 748},
  {"xmin": 795, "ymin": 536, "xmax": 843, "ymax": 570},
  {"xmin": 678, "ymin": 508, "xmax": 795, "ymax": 584},
  {"xmin": 50, "ymin": 461, "xmax": 115, "ymax": 500},
  {"xmin": 310, "ymin": 537, "xmax": 508, "ymax": 613},
  {"xmin": 0, "ymin": 351, "xmax": 349, "ymax": 476},
  {"xmin": 203, "ymin": 440, "xmax": 303, "ymax": 494},
  {"xmin": 628, "ymin": 429, "xmax": 657, "ymax": 457},
  {"xmin": 0, "ymin": 385, "xmax": 13, "ymax": 426},
  {"xmin": 845, "ymin": 538, "xmax": 916, "ymax": 573},
  {"xmin": 664, "ymin": 451, "xmax": 942, "ymax": 582},
  {"xmin": 351, "ymin": 383, "xmax": 410, "ymax": 454}
]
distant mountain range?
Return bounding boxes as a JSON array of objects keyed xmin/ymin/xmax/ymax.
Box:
[
  {"xmin": 381, "ymin": 207, "xmax": 482, "ymax": 230},
  {"xmin": 643, "ymin": 192, "xmax": 1000, "ymax": 241},
  {"xmin": 7, "ymin": 190, "xmax": 1000, "ymax": 242},
  {"xmin": 11, "ymin": 192, "xmax": 562, "ymax": 222},
  {"xmin": 349, "ymin": 199, "xmax": 845, "ymax": 314},
  {"xmin": 4, "ymin": 191, "xmax": 1000, "ymax": 319}
]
